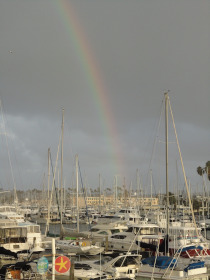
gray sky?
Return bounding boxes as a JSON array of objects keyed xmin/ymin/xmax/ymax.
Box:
[{"xmin": 0, "ymin": 0, "xmax": 209, "ymax": 194}]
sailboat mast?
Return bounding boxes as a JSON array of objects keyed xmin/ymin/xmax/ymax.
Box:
[
  {"xmin": 99, "ymin": 173, "xmax": 101, "ymax": 213},
  {"xmin": 76, "ymin": 154, "xmax": 79, "ymax": 233},
  {"xmin": 60, "ymin": 108, "xmax": 64, "ymax": 231},
  {"xmin": 0, "ymin": 100, "xmax": 18, "ymax": 205},
  {"xmin": 165, "ymin": 92, "xmax": 169, "ymax": 256},
  {"xmin": 45, "ymin": 148, "xmax": 51, "ymax": 236},
  {"xmin": 47, "ymin": 148, "xmax": 50, "ymax": 201},
  {"xmin": 136, "ymin": 169, "xmax": 140, "ymax": 211},
  {"xmin": 150, "ymin": 169, "xmax": 153, "ymax": 208}
]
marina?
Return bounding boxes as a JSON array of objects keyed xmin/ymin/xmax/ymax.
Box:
[
  {"xmin": 1, "ymin": 206, "xmax": 210, "ymax": 280},
  {"xmin": 0, "ymin": 0, "xmax": 209, "ymax": 277},
  {"xmin": 0, "ymin": 93, "xmax": 210, "ymax": 280}
]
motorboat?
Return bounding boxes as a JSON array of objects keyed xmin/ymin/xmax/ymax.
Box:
[
  {"xmin": 83, "ymin": 222, "xmax": 128, "ymax": 242},
  {"xmin": 84, "ymin": 253, "xmax": 142, "ymax": 279},
  {"xmin": 108, "ymin": 221, "xmax": 164, "ymax": 254},
  {"xmin": 136, "ymin": 255, "xmax": 208, "ymax": 280},
  {"xmin": 0, "ymin": 220, "xmax": 44, "ymax": 259},
  {"xmin": 168, "ymin": 222, "xmax": 210, "ymax": 258},
  {"xmin": 56, "ymin": 238, "xmax": 104, "ymax": 256},
  {"xmin": 108, "ymin": 232, "xmax": 141, "ymax": 252},
  {"xmin": 0, "ymin": 205, "xmax": 25, "ymax": 223}
]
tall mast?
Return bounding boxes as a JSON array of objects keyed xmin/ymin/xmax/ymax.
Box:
[
  {"xmin": 47, "ymin": 148, "xmax": 50, "ymax": 201},
  {"xmin": 46, "ymin": 148, "xmax": 51, "ymax": 236},
  {"xmin": 99, "ymin": 174, "xmax": 101, "ymax": 213},
  {"xmin": 60, "ymin": 108, "xmax": 64, "ymax": 232},
  {"xmin": 76, "ymin": 154, "xmax": 79, "ymax": 233},
  {"xmin": 136, "ymin": 169, "xmax": 140, "ymax": 211},
  {"xmin": 0, "ymin": 100, "xmax": 18, "ymax": 205},
  {"xmin": 165, "ymin": 92, "xmax": 169, "ymax": 256},
  {"xmin": 114, "ymin": 175, "xmax": 119, "ymax": 211},
  {"xmin": 150, "ymin": 169, "xmax": 153, "ymax": 208}
]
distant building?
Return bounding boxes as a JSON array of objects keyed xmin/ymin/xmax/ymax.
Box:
[{"xmin": 74, "ymin": 195, "xmax": 159, "ymax": 209}]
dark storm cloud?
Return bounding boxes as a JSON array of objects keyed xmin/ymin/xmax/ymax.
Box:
[{"xmin": 0, "ymin": 0, "xmax": 209, "ymax": 190}]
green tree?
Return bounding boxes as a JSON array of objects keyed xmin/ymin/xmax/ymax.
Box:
[
  {"xmin": 197, "ymin": 161, "xmax": 210, "ymax": 180},
  {"xmin": 206, "ymin": 161, "xmax": 210, "ymax": 180},
  {"xmin": 192, "ymin": 196, "xmax": 201, "ymax": 212},
  {"xmin": 197, "ymin": 166, "xmax": 204, "ymax": 176},
  {"xmin": 105, "ymin": 187, "xmax": 112, "ymax": 195},
  {"xmin": 163, "ymin": 192, "xmax": 176, "ymax": 205}
]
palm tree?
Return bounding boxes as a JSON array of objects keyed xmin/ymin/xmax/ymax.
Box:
[
  {"xmin": 105, "ymin": 187, "xmax": 112, "ymax": 195},
  {"xmin": 206, "ymin": 161, "xmax": 210, "ymax": 180},
  {"xmin": 197, "ymin": 166, "xmax": 204, "ymax": 176},
  {"xmin": 197, "ymin": 161, "xmax": 210, "ymax": 180}
]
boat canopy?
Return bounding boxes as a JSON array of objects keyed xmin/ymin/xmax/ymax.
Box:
[{"xmin": 142, "ymin": 256, "xmax": 176, "ymax": 269}]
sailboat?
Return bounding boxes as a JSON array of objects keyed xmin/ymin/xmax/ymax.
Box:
[
  {"xmin": 44, "ymin": 111, "xmax": 104, "ymax": 256},
  {"xmin": 135, "ymin": 93, "xmax": 210, "ymax": 280},
  {"xmin": 163, "ymin": 93, "xmax": 210, "ymax": 259},
  {"xmin": 136, "ymin": 255, "xmax": 208, "ymax": 280}
]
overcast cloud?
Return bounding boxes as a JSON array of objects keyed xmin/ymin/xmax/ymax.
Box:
[{"xmin": 0, "ymin": 0, "xmax": 209, "ymax": 194}]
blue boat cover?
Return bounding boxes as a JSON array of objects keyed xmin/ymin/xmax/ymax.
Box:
[
  {"xmin": 184, "ymin": 261, "xmax": 205, "ymax": 272},
  {"xmin": 142, "ymin": 256, "xmax": 176, "ymax": 269}
]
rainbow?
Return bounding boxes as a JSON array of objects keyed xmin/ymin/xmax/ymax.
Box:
[{"xmin": 53, "ymin": 0, "xmax": 124, "ymax": 182}]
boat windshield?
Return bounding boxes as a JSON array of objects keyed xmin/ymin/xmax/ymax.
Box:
[
  {"xmin": 90, "ymin": 228, "xmax": 99, "ymax": 232},
  {"xmin": 127, "ymin": 226, "xmax": 159, "ymax": 235},
  {"xmin": 111, "ymin": 229, "xmax": 120, "ymax": 234}
]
